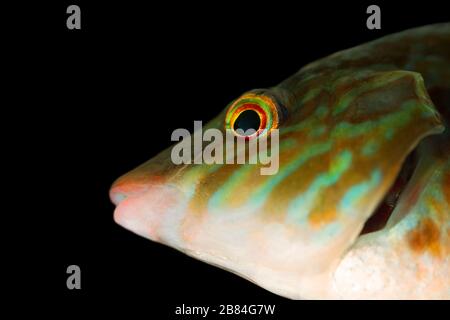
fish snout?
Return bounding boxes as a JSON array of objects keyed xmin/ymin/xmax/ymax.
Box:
[{"xmin": 110, "ymin": 179, "xmax": 186, "ymax": 241}]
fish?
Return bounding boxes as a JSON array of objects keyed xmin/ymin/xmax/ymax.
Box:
[{"xmin": 110, "ymin": 23, "xmax": 450, "ymax": 299}]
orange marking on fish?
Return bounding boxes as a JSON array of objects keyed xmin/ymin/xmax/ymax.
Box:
[
  {"xmin": 407, "ymin": 217, "xmax": 442, "ymax": 258},
  {"xmin": 308, "ymin": 208, "xmax": 338, "ymax": 227}
]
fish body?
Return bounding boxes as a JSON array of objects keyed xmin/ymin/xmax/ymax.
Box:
[{"xmin": 110, "ymin": 24, "xmax": 450, "ymax": 299}]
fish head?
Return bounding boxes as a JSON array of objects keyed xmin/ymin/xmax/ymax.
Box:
[{"xmin": 110, "ymin": 68, "xmax": 447, "ymax": 298}]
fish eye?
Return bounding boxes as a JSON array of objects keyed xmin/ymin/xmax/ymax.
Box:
[
  {"xmin": 225, "ymin": 93, "xmax": 279, "ymax": 139},
  {"xmin": 233, "ymin": 109, "xmax": 261, "ymax": 134}
]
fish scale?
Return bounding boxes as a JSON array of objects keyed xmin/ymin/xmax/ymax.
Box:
[{"xmin": 111, "ymin": 23, "xmax": 450, "ymax": 299}]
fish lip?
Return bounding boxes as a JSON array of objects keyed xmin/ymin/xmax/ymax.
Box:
[{"xmin": 109, "ymin": 182, "xmax": 150, "ymax": 206}]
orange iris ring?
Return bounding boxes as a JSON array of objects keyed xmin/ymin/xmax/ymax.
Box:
[{"xmin": 225, "ymin": 94, "xmax": 279, "ymax": 139}]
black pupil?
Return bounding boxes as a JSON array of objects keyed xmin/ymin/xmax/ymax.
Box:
[{"xmin": 233, "ymin": 110, "xmax": 261, "ymax": 135}]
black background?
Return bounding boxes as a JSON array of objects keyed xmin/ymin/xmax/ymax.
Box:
[{"xmin": 21, "ymin": 1, "xmax": 449, "ymax": 317}]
